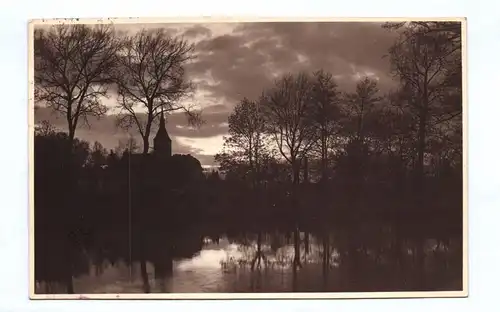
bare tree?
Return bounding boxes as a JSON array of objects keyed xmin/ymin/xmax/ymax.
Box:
[
  {"xmin": 115, "ymin": 136, "xmax": 140, "ymax": 156},
  {"xmin": 34, "ymin": 25, "xmax": 120, "ymax": 143},
  {"xmin": 35, "ymin": 120, "xmax": 57, "ymax": 136},
  {"xmin": 260, "ymin": 72, "xmax": 316, "ymax": 272},
  {"xmin": 336, "ymin": 76, "xmax": 383, "ymax": 282},
  {"xmin": 113, "ymin": 28, "xmax": 201, "ymax": 293},
  {"xmin": 261, "ymin": 72, "xmax": 317, "ymax": 175},
  {"xmin": 386, "ymin": 22, "xmax": 462, "ymax": 288},
  {"xmin": 34, "ymin": 24, "xmax": 120, "ymax": 294},
  {"xmin": 309, "ymin": 70, "xmax": 343, "ymax": 177},
  {"xmin": 388, "ymin": 26, "xmax": 461, "ymax": 188},
  {"xmin": 308, "ymin": 70, "xmax": 342, "ymax": 281},
  {"xmin": 219, "ymin": 98, "xmax": 268, "ymax": 182},
  {"xmin": 114, "ymin": 28, "xmax": 201, "ymax": 155},
  {"xmin": 344, "ymin": 76, "xmax": 383, "ymax": 142},
  {"xmin": 216, "ymin": 97, "xmax": 269, "ymax": 270},
  {"xmin": 89, "ymin": 141, "xmax": 109, "ymax": 168},
  {"xmin": 383, "ymin": 21, "xmax": 461, "ymax": 48}
]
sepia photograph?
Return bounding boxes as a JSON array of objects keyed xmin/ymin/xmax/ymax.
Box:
[{"xmin": 29, "ymin": 17, "xmax": 466, "ymax": 299}]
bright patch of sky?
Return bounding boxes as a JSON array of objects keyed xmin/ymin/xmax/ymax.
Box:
[{"xmin": 176, "ymin": 135, "xmax": 225, "ymax": 155}]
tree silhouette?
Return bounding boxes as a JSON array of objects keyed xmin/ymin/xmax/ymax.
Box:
[
  {"xmin": 386, "ymin": 23, "xmax": 462, "ymax": 289},
  {"xmin": 89, "ymin": 141, "xmax": 108, "ymax": 168},
  {"xmin": 114, "ymin": 28, "xmax": 201, "ymax": 155},
  {"xmin": 216, "ymin": 97, "xmax": 270, "ymax": 270},
  {"xmin": 344, "ymin": 76, "xmax": 383, "ymax": 141},
  {"xmin": 111, "ymin": 29, "xmax": 204, "ymax": 292},
  {"xmin": 116, "ymin": 136, "xmax": 140, "ymax": 156},
  {"xmin": 216, "ymin": 98, "xmax": 269, "ymax": 182},
  {"xmin": 339, "ymin": 75, "xmax": 383, "ymax": 198},
  {"xmin": 260, "ymin": 72, "xmax": 317, "ymax": 272},
  {"xmin": 34, "ymin": 25, "xmax": 121, "ymax": 293},
  {"xmin": 34, "ymin": 25, "xmax": 119, "ymax": 142},
  {"xmin": 34, "ymin": 127, "xmax": 92, "ymax": 292},
  {"xmin": 308, "ymin": 69, "xmax": 343, "ymax": 281},
  {"xmin": 35, "ymin": 120, "xmax": 57, "ymax": 136},
  {"xmin": 32, "ymin": 22, "xmax": 463, "ymax": 294},
  {"xmin": 387, "ymin": 25, "xmax": 461, "ymax": 195},
  {"xmin": 383, "ymin": 21, "xmax": 461, "ymax": 47}
]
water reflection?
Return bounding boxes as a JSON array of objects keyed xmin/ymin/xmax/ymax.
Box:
[{"xmin": 36, "ymin": 234, "xmax": 460, "ymax": 294}]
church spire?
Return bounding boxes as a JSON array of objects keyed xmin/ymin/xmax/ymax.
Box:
[
  {"xmin": 159, "ymin": 108, "xmax": 166, "ymax": 129},
  {"xmin": 153, "ymin": 107, "xmax": 172, "ymax": 157}
]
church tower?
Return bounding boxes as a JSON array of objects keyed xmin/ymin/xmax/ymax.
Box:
[{"xmin": 153, "ymin": 109, "xmax": 172, "ymax": 157}]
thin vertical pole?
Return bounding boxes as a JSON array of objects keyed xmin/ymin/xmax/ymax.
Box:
[{"xmin": 128, "ymin": 136, "xmax": 133, "ymax": 282}]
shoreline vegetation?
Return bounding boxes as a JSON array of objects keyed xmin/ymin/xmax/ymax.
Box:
[{"xmin": 33, "ymin": 21, "xmax": 463, "ymax": 294}]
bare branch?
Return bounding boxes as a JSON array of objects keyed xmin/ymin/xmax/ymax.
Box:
[
  {"xmin": 260, "ymin": 72, "xmax": 316, "ymax": 180},
  {"xmin": 113, "ymin": 28, "xmax": 199, "ymax": 152},
  {"xmin": 35, "ymin": 24, "xmax": 119, "ymax": 140}
]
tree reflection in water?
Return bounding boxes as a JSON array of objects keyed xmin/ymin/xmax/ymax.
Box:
[
  {"xmin": 35, "ymin": 232, "xmax": 461, "ymax": 294},
  {"xmin": 34, "ymin": 21, "xmax": 463, "ymax": 295}
]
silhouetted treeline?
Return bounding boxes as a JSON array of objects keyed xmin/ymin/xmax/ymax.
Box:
[
  {"xmin": 33, "ymin": 21, "xmax": 463, "ymax": 293},
  {"xmin": 34, "ymin": 125, "xmax": 209, "ymax": 292}
]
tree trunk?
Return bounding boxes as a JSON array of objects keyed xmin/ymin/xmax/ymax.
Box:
[
  {"xmin": 68, "ymin": 127, "xmax": 76, "ymax": 144},
  {"xmin": 134, "ymin": 146, "xmax": 151, "ymax": 293},
  {"xmin": 320, "ymin": 132, "xmax": 330, "ymax": 289},
  {"xmin": 416, "ymin": 108, "xmax": 427, "ymax": 187},
  {"xmin": 140, "ymin": 258, "xmax": 150, "ymax": 293},
  {"xmin": 137, "ymin": 214, "xmax": 150, "ymax": 293},
  {"xmin": 142, "ymin": 136, "xmax": 150, "ymax": 155},
  {"xmin": 303, "ymin": 157, "xmax": 309, "ymax": 261},
  {"xmin": 414, "ymin": 105, "xmax": 428, "ymax": 290},
  {"xmin": 322, "ymin": 233, "xmax": 330, "ymax": 290},
  {"xmin": 63, "ymin": 207, "xmax": 75, "ymax": 294},
  {"xmin": 292, "ymin": 159, "xmax": 301, "ymax": 270},
  {"xmin": 304, "ymin": 232, "xmax": 310, "ymax": 256},
  {"xmin": 251, "ymin": 232, "xmax": 264, "ymax": 270},
  {"xmin": 154, "ymin": 252, "xmax": 173, "ymax": 293},
  {"xmin": 293, "ymin": 228, "xmax": 301, "ymax": 269},
  {"xmin": 63, "ymin": 144, "xmax": 75, "ymax": 294},
  {"xmin": 357, "ymin": 99, "xmax": 365, "ymax": 141},
  {"xmin": 292, "ymin": 240, "xmax": 299, "ymax": 292}
]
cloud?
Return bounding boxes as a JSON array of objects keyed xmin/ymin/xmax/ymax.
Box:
[
  {"xmin": 182, "ymin": 25, "xmax": 213, "ymax": 38},
  {"xmin": 34, "ymin": 106, "xmax": 223, "ymax": 166},
  {"xmin": 34, "ymin": 22, "xmax": 400, "ymax": 166},
  {"xmin": 185, "ymin": 22, "xmax": 398, "ymax": 110}
]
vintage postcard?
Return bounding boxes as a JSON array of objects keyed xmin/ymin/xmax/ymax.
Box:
[{"xmin": 28, "ymin": 17, "xmax": 467, "ymax": 299}]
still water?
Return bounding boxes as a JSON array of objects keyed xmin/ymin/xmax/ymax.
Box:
[
  {"xmin": 36, "ymin": 235, "xmax": 461, "ymax": 293},
  {"xmin": 68, "ymin": 236, "xmax": 346, "ymax": 293}
]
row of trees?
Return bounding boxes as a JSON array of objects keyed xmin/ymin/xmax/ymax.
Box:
[
  {"xmin": 34, "ymin": 24, "xmax": 202, "ymax": 155},
  {"xmin": 33, "ymin": 21, "xmax": 463, "ymax": 293},
  {"xmin": 33, "ymin": 25, "xmax": 204, "ymax": 293},
  {"xmin": 214, "ymin": 22, "xmax": 462, "ymax": 290},
  {"xmin": 35, "ymin": 124, "xmax": 211, "ymax": 293}
]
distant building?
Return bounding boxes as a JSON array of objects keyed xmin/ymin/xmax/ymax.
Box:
[
  {"xmin": 107, "ymin": 110, "xmax": 205, "ymax": 190},
  {"xmin": 153, "ymin": 110, "xmax": 172, "ymax": 157}
]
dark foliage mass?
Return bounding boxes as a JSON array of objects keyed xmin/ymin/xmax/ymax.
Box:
[{"xmin": 33, "ymin": 21, "xmax": 463, "ymax": 294}]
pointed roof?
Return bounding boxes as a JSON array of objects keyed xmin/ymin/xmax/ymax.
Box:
[{"xmin": 154, "ymin": 109, "xmax": 171, "ymax": 141}]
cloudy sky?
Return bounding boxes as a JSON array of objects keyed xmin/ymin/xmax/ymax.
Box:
[{"xmin": 34, "ymin": 21, "xmax": 400, "ymax": 167}]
